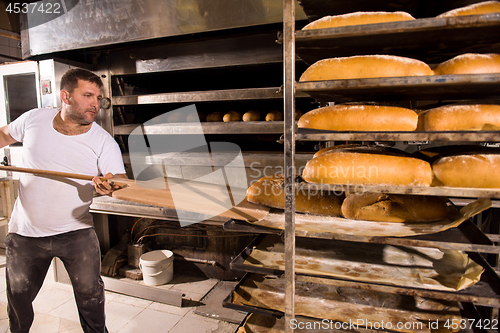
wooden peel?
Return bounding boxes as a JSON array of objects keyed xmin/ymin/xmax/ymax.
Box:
[
  {"xmin": 0, "ymin": 165, "xmax": 130, "ymax": 188},
  {"xmin": 0, "ymin": 165, "xmax": 269, "ymax": 222}
]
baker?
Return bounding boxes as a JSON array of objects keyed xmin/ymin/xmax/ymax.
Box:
[{"xmin": 0, "ymin": 68, "xmax": 127, "ymax": 333}]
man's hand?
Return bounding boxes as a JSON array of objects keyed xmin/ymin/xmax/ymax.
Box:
[{"xmin": 92, "ymin": 173, "xmax": 127, "ymax": 196}]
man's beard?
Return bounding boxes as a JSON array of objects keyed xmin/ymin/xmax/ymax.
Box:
[{"xmin": 67, "ymin": 106, "xmax": 96, "ymax": 125}]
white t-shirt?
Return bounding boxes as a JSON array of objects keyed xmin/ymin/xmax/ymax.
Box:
[{"xmin": 8, "ymin": 108, "xmax": 126, "ymax": 237}]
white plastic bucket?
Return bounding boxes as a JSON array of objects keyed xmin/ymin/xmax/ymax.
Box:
[{"xmin": 139, "ymin": 250, "xmax": 174, "ymax": 286}]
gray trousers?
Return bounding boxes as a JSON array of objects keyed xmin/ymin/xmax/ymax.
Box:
[{"xmin": 5, "ymin": 228, "xmax": 108, "ymax": 333}]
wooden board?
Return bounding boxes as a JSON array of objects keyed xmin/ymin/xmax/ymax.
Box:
[{"xmin": 111, "ymin": 177, "xmax": 269, "ymax": 222}]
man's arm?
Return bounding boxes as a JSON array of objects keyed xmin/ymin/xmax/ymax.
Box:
[
  {"xmin": 0, "ymin": 125, "xmax": 18, "ymax": 149},
  {"xmin": 93, "ymin": 172, "xmax": 128, "ymax": 196}
]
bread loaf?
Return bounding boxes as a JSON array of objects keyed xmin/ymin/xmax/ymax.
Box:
[
  {"xmin": 299, "ymin": 55, "xmax": 434, "ymax": 82},
  {"xmin": 418, "ymin": 103, "xmax": 500, "ymax": 131},
  {"xmin": 302, "ymin": 11, "xmax": 415, "ymax": 30},
  {"xmin": 243, "ymin": 110, "xmax": 261, "ymax": 122},
  {"xmin": 206, "ymin": 111, "xmax": 224, "ymax": 122},
  {"xmin": 432, "ymin": 152, "xmax": 500, "ymax": 188},
  {"xmin": 298, "ymin": 104, "xmax": 418, "ymax": 131},
  {"xmin": 186, "ymin": 111, "xmax": 206, "ymax": 122},
  {"xmin": 433, "ymin": 53, "xmax": 500, "ymax": 75},
  {"xmin": 223, "ymin": 111, "xmax": 241, "ymax": 122},
  {"xmin": 165, "ymin": 111, "xmax": 185, "ymax": 123},
  {"xmin": 341, "ymin": 192, "xmax": 449, "ymax": 222},
  {"xmin": 265, "ymin": 110, "xmax": 283, "ymax": 121},
  {"xmin": 302, "ymin": 148, "xmax": 433, "ymax": 186},
  {"xmin": 313, "ymin": 144, "xmax": 391, "ymax": 158},
  {"xmin": 246, "ymin": 175, "xmax": 344, "ymax": 216},
  {"xmin": 437, "ymin": 1, "xmax": 500, "ymax": 17}
]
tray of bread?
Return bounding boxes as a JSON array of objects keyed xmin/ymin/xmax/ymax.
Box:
[
  {"xmin": 232, "ymin": 234, "xmax": 485, "ymax": 292},
  {"xmin": 295, "ymin": 11, "xmax": 500, "ymax": 65},
  {"xmin": 295, "ymin": 48, "xmax": 500, "ymax": 101},
  {"xmin": 225, "ymin": 273, "xmax": 489, "ymax": 332},
  {"xmin": 232, "ymin": 144, "xmax": 500, "ymax": 238},
  {"xmin": 295, "ymin": 100, "xmax": 500, "ymax": 142}
]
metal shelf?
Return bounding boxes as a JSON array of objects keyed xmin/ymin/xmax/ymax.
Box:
[
  {"xmin": 296, "ymin": 74, "xmax": 500, "ymax": 103},
  {"xmin": 296, "ymin": 0, "xmax": 485, "ymax": 21},
  {"xmin": 294, "ymin": 183, "xmax": 500, "ymax": 199},
  {"xmin": 295, "ymin": 14, "xmax": 500, "ymax": 64},
  {"xmin": 296, "ymin": 128, "xmax": 500, "ymax": 143},
  {"xmin": 229, "ymin": 235, "xmax": 500, "ymax": 307},
  {"xmin": 224, "ymin": 218, "xmax": 499, "ymax": 254},
  {"xmin": 113, "ymin": 87, "xmax": 288, "ymax": 106},
  {"xmin": 223, "ymin": 272, "xmax": 495, "ymax": 327},
  {"xmin": 90, "ymin": 195, "xmax": 228, "ymax": 226},
  {"xmin": 114, "ymin": 121, "xmax": 286, "ymax": 135}
]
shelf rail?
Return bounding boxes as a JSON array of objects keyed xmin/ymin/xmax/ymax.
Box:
[{"xmin": 283, "ymin": 0, "xmax": 296, "ymax": 331}]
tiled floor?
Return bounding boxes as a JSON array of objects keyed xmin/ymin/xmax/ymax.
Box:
[{"xmin": 0, "ymin": 250, "xmax": 242, "ymax": 333}]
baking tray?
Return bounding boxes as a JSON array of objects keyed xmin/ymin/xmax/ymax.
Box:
[
  {"xmin": 295, "ymin": 128, "xmax": 500, "ymax": 143},
  {"xmin": 295, "ymin": 14, "xmax": 500, "ymax": 65},
  {"xmin": 229, "ymin": 235, "xmax": 500, "ymax": 307},
  {"xmin": 224, "ymin": 217, "xmax": 499, "ymax": 254},
  {"xmin": 223, "ymin": 272, "xmax": 283, "ymax": 319},
  {"xmin": 296, "ymin": 74, "xmax": 500, "ymax": 103},
  {"xmin": 224, "ymin": 272, "xmax": 484, "ymax": 332}
]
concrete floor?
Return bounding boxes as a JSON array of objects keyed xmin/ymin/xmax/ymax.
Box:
[{"xmin": 0, "ymin": 249, "xmax": 243, "ymax": 333}]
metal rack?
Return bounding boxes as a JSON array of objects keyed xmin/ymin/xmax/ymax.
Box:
[{"xmin": 226, "ymin": 1, "xmax": 500, "ymax": 332}]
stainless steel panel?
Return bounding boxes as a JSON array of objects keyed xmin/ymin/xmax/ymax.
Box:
[
  {"xmin": 114, "ymin": 121, "xmax": 286, "ymax": 135},
  {"xmin": 21, "ymin": 0, "xmax": 307, "ymax": 58},
  {"xmin": 113, "ymin": 88, "xmax": 283, "ymax": 105}
]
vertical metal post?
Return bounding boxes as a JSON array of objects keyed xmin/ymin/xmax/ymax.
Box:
[{"xmin": 283, "ymin": 0, "xmax": 296, "ymax": 331}]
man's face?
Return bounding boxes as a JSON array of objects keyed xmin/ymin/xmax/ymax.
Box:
[{"xmin": 65, "ymin": 79, "xmax": 102, "ymax": 125}]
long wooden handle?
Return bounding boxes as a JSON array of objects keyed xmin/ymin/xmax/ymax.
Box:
[{"xmin": 0, "ymin": 165, "xmax": 105, "ymax": 182}]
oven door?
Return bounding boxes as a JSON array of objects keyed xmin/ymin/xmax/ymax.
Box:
[{"xmin": 0, "ymin": 60, "xmax": 42, "ymax": 174}]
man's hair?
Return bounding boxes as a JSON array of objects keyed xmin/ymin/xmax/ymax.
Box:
[{"xmin": 60, "ymin": 68, "xmax": 103, "ymax": 93}]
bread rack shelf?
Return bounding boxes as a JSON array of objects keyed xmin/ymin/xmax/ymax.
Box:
[
  {"xmin": 228, "ymin": 234, "xmax": 500, "ymax": 307},
  {"xmin": 296, "ymin": 183, "xmax": 500, "ymax": 199},
  {"xmin": 296, "ymin": 74, "xmax": 500, "ymax": 103},
  {"xmin": 225, "ymin": 272, "xmax": 487, "ymax": 333},
  {"xmin": 114, "ymin": 121, "xmax": 286, "ymax": 135},
  {"xmin": 227, "ymin": 1, "xmax": 500, "ymax": 331},
  {"xmin": 224, "ymin": 217, "xmax": 499, "ymax": 254},
  {"xmin": 113, "ymin": 87, "xmax": 285, "ymax": 106},
  {"xmin": 295, "ymin": 128, "xmax": 500, "ymax": 143},
  {"xmin": 295, "ymin": 13, "xmax": 500, "ymax": 65}
]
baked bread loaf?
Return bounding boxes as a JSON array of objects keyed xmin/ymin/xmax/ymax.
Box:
[
  {"xmin": 246, "ymin": 175, "xmax": 344, "ymax": 216},
  {"xmin": 433, "ymin": 53, "xmax": 500, "ymax": 75},
  {"xmin": 223, "ymin": 111, "xmax": 241, "ymax": 122},
  {"xmin": 243, "ymin": 110, "xmax": 261, "ymax": 122},
  {"xmin": 165, "ymin": 111, "xmax": 185, "ymax": 123},
  {"xmin": 341, "ymin": 192, "xmax": 449, "ymax": 222},
  {"xmin": 437, "ymin": 1, "xmax": 500, "ymax": 17},
  {"xmin": 265, "ymin": 110, "xmax": 283, "ymax": 121},
  {"xmin": 418, "ymin": 103, "xmax": 500, "ymax": 131},
  {"xmin": 432, "ymin": 150, "xmax": 500, "ymax": 188},
  {"xmin": 186, "ymin": 111, "xmax": 206, "ymax": 122},
  {"xmin": 298, "ymin": 104, "xmax": 418, "ymax": 131},
  {"xmin": 302, "ymin": 11, "xmax": 415, "ymax": 30},
  {"xmin": 206, "ymin": 111, "xmax": 223, "ymax": 122},
  {"xmin": 299, "ymin": 55, "xmax": 434, "ymax": 82},
  {"xmin": 302, "ymin": 147, "xmax": 433, "ymax": 186}
]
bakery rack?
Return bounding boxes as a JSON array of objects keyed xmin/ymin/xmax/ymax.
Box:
[{"xmin": 224, "ymin": 1, "xmax": 500, "ymax": 332}]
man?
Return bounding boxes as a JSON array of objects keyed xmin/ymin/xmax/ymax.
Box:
[{"xmin": 0, "ymin": 68, "xmax": 127, "ymax": 333}]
